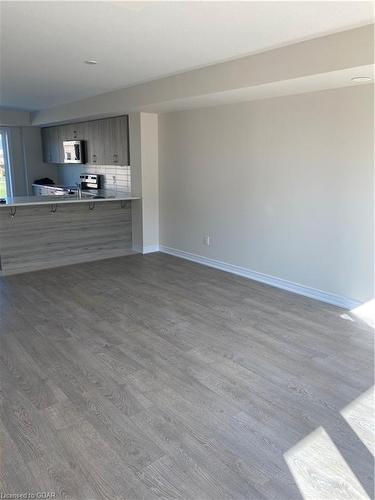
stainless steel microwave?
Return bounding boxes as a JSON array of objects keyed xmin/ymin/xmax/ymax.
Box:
[{"xmin": 63, "ymin": 140, "xmax": 85, "ymax": 164}]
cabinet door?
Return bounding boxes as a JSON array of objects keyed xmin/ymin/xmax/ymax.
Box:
[
  {"xmin": 103, "ymin": 116, "xmax": 129, "ymax": 166},
  {"xmin": 86, "ymin": 120, "xmax": 104, "ymax": 165},
  {"xmin": 33, "ymin": 186, "xmax": 51, "ymax": 195},
  {"xmin": 58, "ymin": 124, "xmax": 70, "ymax": 141},
  {"xmin": 42, "ymin": 127, "xmax": 63, "ymax": 163},
  {"xmin": 41, "ymin": 128, "xmax": 51, "ymax": 163},
  {"xmin": 102, "ymin": 118, "xmax": 116, "ymax": 165},
  {"xmin": 41, "ymin": 127, "xmax": 61, "ymax": 163},
  {"xmin": 53, "ymin": 126, "xmax": 65, "ymax": 163},
  {"xmin": 62, "ymin": 122, "xmax": 86, "ymax": 140},
  {"xmin": 113, "ymin": 116, "xmax": 129, "ymax": 166},
  {"xmin": 32, "ymin": 185, "xmax": 43, "ymax": 196}
]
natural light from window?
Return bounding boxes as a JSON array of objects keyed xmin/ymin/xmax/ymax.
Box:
[
  {"xmin": 341, "ymin": 386, "xmax": 374, "ymax": 457},
  {"xmin": 350, "ymin": 300, "xmax": 375, "ymax": 329},
  {"xmin": 284, "ymin": 386, "xmax": 374, "ymax": 499},
  {"xmin": 284, "ymin": 425, "xmax": 370, "ymax": 499},
  {"xmin": 0, "ymin": 131, "xmax": 7, "ymax": 198}
]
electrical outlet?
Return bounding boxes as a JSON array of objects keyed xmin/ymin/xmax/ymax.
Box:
[
  {"xmin": 204, "ymin": 234, "xmax": 211, "ymax": 246},
  {"xmin": 112, "ymin": 175, "xmax": 117, "ymax": 184}
]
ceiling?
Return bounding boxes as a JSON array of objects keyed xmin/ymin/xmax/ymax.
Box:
[{"xmin": 0, "ymin": 1, "xmax": 373, "ymax": 111}]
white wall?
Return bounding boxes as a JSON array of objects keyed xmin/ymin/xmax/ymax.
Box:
[
  {"xmin": 129, "ymin": 112, "xmax": 159, "ymax": 253},
  {"xmin": 140, "ymin": 113, "xmax": 159, "ymax": 250},
  {"xmin": 6, "ymin": 126, "xmax": 57, "ymax": 195},
  {"xmin": 158, "ymin": 85, "xmax": 374, "ymax": 304},
  {"xmin": 22, "ymin": 127, "xmax": 58, "ymax": 192}
]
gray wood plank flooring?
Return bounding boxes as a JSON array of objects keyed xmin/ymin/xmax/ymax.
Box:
[{"xmin": 0, "ymin": 253, "xmax": 373, "ymax": 499}]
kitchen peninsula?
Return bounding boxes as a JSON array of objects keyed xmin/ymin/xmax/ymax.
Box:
[{"xmin": 0, "ymin": 191, "xmax": 140, "ymax": 275}]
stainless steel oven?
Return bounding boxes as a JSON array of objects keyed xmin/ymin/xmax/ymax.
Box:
[
  {"xmin": 63, "ymin": 140, "xmax": 85, "ymax": 164},
  {"xmin": 80, "ymin": 173, "xmax": 102, "ymax": 190}
]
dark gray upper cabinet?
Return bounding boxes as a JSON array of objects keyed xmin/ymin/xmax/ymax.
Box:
[
  {"xmin": 87, "ymin": 119, "xmax": 107, "ymax": 165},
  {"xmin": 41, "ymin": 127, "xmax": 52, "ymax": 163},
  {"xmin": 111, "ymin": 116, "xmax": 129, "ymax": 166},
  {"xmin": 100, "ymin": 116, "xmax": 129, "ymax": 166},
  {"xmin": 41, "ymin": 126, "xmax": 63, "ymax": 163},
  {"xmin": 62, "ymin": 122, "xmax": 87, "ymax": 141},
  {"xmin": 41, "ymin": 115, "xmax": 129, "ymax": 166}
]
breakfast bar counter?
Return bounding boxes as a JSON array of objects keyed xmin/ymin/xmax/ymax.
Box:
[
  {"xmin": 1, "ymin": 190, "xmax": 140, "ymax": 207},
  {"xmin": 0, "ymin": 193, "xmax": 141, "ymax": 275}
]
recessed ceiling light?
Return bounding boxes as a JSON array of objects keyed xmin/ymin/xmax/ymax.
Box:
[
  {"xmin": 84, "ymin": 60, "xmax": 98, "ymax": 65},
  {"xmin": 351, "ymin": 76, "xmax": 371, "ymax": 82}
]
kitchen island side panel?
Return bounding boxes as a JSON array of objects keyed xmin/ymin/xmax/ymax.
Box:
[{"xmin": 0, "ymin": 200, "xmax": 133, "ymax": 275}]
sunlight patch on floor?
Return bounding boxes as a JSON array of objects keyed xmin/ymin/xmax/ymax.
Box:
[
  {"xmin": 284, "ymin": 426, "xmax": 369, "ymax": 500},
  {"xmin": 340, "ymin": 313, "xmax": 355, "ymax": 322},
  {"xmin": 350, "ymin": 299, "xmax": 375, "ymax": 328},
  {"xmin": 341, "ymin": 386, "xmax": 374, "ymax": 456}
]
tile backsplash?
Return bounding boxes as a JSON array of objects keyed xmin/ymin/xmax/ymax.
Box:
[{"xmin": 57, "ymin": 164, "xmax": 132, "ymax": 192}]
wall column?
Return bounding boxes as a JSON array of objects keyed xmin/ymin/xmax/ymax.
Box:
[{"xmin": 129, "ymin": 112, "xmax": 159, "ymax": 253}]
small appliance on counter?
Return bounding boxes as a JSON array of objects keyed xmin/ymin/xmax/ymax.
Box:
[{"xmin": 79, "ymin": 173, "xmax": 103, "ymax": 190}]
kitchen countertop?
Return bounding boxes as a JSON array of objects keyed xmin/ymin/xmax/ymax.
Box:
[
  {"xmin": 32, "ymin": 183, "xmax": 77, "ymax": 190},
  {"xmin": 0, "ymin": 189, "xmax": 141, "ymax": 207}
]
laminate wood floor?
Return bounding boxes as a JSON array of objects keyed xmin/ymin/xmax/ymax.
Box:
[{"xmin": 0, "ymin": 253, "xmax": 373, "ymax": 500}]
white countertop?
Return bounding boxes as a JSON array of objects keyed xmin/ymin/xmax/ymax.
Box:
[{"xmin": 0, "ymin": 189, "xmax": 141, "ymax": 207}]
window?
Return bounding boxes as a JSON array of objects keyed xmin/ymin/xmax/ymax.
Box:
[{"xmin": 0, "ymin": 129, "xmax": 12, "ymax": 198}]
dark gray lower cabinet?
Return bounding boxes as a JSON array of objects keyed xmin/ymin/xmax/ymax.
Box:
[{"xmin": 41, "ymin": 115, "xmax": 129, "ymax": 166}]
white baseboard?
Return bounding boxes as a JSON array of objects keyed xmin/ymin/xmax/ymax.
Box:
[
  {"xmin": 133, "ymin": 244, "xmax": 160, "ymax": 254},
  {"xmin": 143, "ymin": 244, "xmax": 160, "ymax": 254},
  {"xmin": 159, "ymin": 245, "xmax": 361, "ymax": 310}
]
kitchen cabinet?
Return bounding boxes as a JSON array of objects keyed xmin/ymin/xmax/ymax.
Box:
[
  {"xmin": 41, "ymin": 128, "xmax": 51, "ymax": 163},
  {"xmin": 41, "ymin": 116, "xmax": 129, "ymax": 166},
  {"xmin": 103, "ymin": 116, "xmax": 129, "ymax": 166},
  {"xmin": 33, "ymin": 185, "xmax": 44, "ymax": 196},
  {"xmin": 86, "ymin": 119, "xmax": 104, "ymax": 165},
  {"xmin": 55, "ymin": 127, "xmax": 65, "ymax": 162},
  {"xmin": 62, "ymin": 122, "xmax": 87, "ymax": 141},
  {"xmin": 41, "ymin": 126, "xmax": 63, "ymax": 163}
]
